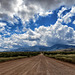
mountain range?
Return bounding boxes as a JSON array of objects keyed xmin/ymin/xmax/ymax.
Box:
[{"xmin": 10, "ymin": 44, "xmax": 75, "ymax": 52}]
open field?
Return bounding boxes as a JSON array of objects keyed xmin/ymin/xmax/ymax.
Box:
[
  {"xmin": 44, "ymin": 51, "xmax": 75, "ymax": 64},
  {"xmin": 0, "ymin": 54, "xmax": 75, "ymax": 75}
]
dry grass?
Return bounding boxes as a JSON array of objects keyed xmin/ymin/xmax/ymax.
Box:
[
  {"xmin": 0, "ymin": 56, "xmax": 27, "ymax": 62},
  {"xmin": 44, "ymin": 51, "xmax": 75, "ymax": 64}
]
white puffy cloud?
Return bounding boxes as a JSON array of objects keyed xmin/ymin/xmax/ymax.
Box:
[
  {"xmin": 57, "ymin": 6, "xmax": 75, "ymax": 24},
  {"xmin": 0, "ymin": 23, "xmax": 11, "ymax": 35},
  {"xmin": 0, "ymin": 0, "xmax": 75, "ymax": 22},
  {"xmin": 70, "ymin": 6, "xmax": 75, "ymax": 13},
  {"xmin": 73, "ymin": 20, "xmax": 75, "ymax": 24},
  {"xmin": 0, "ymin": 22, "xmax": 6, "ymax": 27},
  {"xmin": 58, "ymin": 7, "xmax": 67, "ymax": 18},
  {"xmin": 39, "ymin": 11, "xmax": 53, "ymax": 16},
  {"xmin": 0, "ymin": 26, "xmax": 5, "ymax": 32},
  {"xmin": 0, "ymin": 0, "xmax": 43, "ymax": 22},
  {"xmin": 0, "ymin": 22, "xmax": 6, "ymax": 33},
  {"xmin": 34, "ymin": 21, "xmax": 75, "ymax": 46},
  {"xmin": 63, "ymin": 18, "xmax": 71, "ymax": 24},
  {"xmin": 0, "ymin": 17, "xmax": 75, "ymax": 51},
  {"xmin": 0, "ymin": 1, "xmax": 75, "ymax": 51}
]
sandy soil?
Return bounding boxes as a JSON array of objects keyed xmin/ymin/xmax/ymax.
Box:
[{"xmin": 0, "ymin": 54, "xmax": 75, "ymax": 75}]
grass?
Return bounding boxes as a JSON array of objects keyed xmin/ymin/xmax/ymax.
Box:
[
  {"xmin": 0, "ymin": 52, "xmax": 40, "ymax": 62},
  {"xmin": 0, "ymin": 56, "xmax": 27, "ymax": 62},
  {"xmin": 0, "ymin": 52, "xmax": 40, "ymax": 57},
  {"xmin": 1, "ymin": 51, "xmax": 75, "ymax": 63},
  {"xmin": 44, "ymin": 51, "xmax": 75, "ymax": 64}
]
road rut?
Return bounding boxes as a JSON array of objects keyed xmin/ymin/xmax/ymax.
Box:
[{"xmin": 0, "ymin": 54, "xmax": 75, "ymax": 75}]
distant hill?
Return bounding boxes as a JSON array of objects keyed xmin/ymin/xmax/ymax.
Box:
[
  {"xmin": 49, "ymin": 44, "xmax": 75, "ymax": 51},
  {"xmin": 9, "ymin": 44, "xmax": 75, "ymax": 52}
]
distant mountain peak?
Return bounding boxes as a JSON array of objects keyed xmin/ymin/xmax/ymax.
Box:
[{"xmin": 9, "ymin": 44, "xmax": 75, "ymax": 52}]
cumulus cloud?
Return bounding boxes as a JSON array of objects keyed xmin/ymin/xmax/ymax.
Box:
[
  {"xmin": 0, "ymin": 0, "xmax": 75, "ymax": 22},
  {"xmin": 24, "ymin": 0, "xmax": 75, "ymax": 10},
  {"xmin": 73, "ymin": 20, "xmax": 75, "ymax": 24},
  {"xmin": 0, "ymin": 0, "xmax": 43, "ymax": 21},
  {"xmin": 0, "ymin": 22, "xmax": 6, "ymax": 27},
  {"xmin": 39, "ymin": 11, "xmax": 53, "ymax": 16},
  {"xmin": 58, "ymin": 7, "xmax": 67, "ymax": 18},
  {"xmin": 57, "ymin": 6, "xmax": 75, "ymax": 24},
  {"xmin": 0, "ymin": 17, "xmax": 75, "ymax": 50},
  {"xmin": 0, "ymin": 1, "xmax": 75, "ymax": 51},
  {"xmin": 34, "ymin": 21, "xmax": 75, "ymax": 46},
  {"xmin": 0, "ymin": 0, "xmax": 17, "ymax": 12}
]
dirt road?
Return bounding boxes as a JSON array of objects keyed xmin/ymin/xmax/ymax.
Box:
[{"xmin": 0, "ymin": 54, "xmax": 75, "ymax": 75}]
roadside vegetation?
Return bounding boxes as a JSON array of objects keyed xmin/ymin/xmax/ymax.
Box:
[
  {"xmin": 0, "ymin": 52, "xmax": 40, "ymax": 62},
  {"xmin": 43, "ymin": 51, "xmax": 75, "ymax": 64}
]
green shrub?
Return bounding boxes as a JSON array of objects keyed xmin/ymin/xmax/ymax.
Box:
[{"xmin": 44, "ymin": 51, "xmax": 75, "ymax": 64}]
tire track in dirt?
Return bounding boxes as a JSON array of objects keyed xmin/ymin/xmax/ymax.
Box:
[{"xmin": 0, "ymin": 54, "xmax": 75, "ymax": 75}]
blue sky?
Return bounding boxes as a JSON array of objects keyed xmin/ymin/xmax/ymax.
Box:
[{"xmin": 0, "ymin": 0, "xmax": 75, "ymax": 51}]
